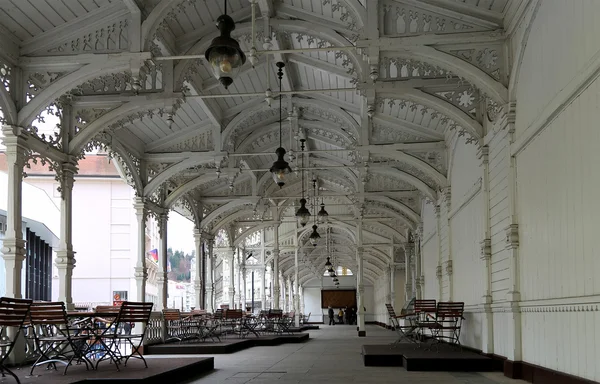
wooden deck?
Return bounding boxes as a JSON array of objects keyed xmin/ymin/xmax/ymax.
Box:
[
  {"xmin": 7, "ymin": 356, "xmax": 214, "ymax": 384},
  {"xmin": 145, "ymin": 333, "xmax": 310, "ymax": 355},
  {"xmin": 362, "ymin": 343, "xmax": 498, "ymax": 372}
]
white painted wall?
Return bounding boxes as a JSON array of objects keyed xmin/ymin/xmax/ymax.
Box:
[
  {"xmin": 303, "ymin": 275, "xmax": 380, "ymax": 323},
  {"xmin": 513, "ymin": 2, "xmax": 600, "ymax": 377}
]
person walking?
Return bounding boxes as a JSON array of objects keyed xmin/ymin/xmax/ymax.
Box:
[
  {"xmin": 328, "ymin": 306, "xmax": 335, "ymax": 325},
  {"xmin": 338, "ymin": 308, "xmax": 344, "ymax": 324}
]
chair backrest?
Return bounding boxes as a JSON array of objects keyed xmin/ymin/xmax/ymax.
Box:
[
  {"xmin": 95, "ymin": 306, "xmax": 120, "ymax": 314},
  {"xmin": 29, "ymin": 301, "xmax": 68, "ymax": 326},
  {"xmin": 214, "ymin": 308, "xmax": 224, "ymax": 319},
  {"xmin": 436, "ymin": 302, "xmax": 464, "ymax": 318},
  {"xmin": 0, "ymin": 297, "xmax": 32, "ymax": 327},
  {"xmin": 162, "ymin": 308, "xmax": 182, "ymax": 321},
  {"xmin": 116, "ymin": 301, "xmax": 153, "ymax": 324},
  {"xmin": 414, "ymin": 299, "xmax": 437, "ymax": 314},
  {"xmin": 225, "ymin": 309, "xmax": 243, "ymax": 319},
  {"xmin": 268, "ymin": 309, "xmax": 283, "ymax": 319},
  {"xmin": 385, "ymin": 303, "xmax": 396, "ymax": 317}
]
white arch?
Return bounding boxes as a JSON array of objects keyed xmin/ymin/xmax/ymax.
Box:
[
  {"xmin": 366, "ymin": 196, "xmax": 420, "ymax": 225},
  {"xmin": 369, "ymin": 166, "xmax": 437, "ymax": 201},
  {"xmin": 111, "ymin": 141, "xmax": 144, "ymax": 196},
  {"xmin": 175, "ymin": 20, "xmax": 365, "ymax": 84},
  {"xmin": 377, "ymin": 87, "xmax": 483, "ymax": 140},
  {"xmin": 20, "ymin": 53, "xmax": 150, "ymax": 128},
  {"xmin": 222, "ymin": 98, "xmax": 361, "ymax": 152},
  {"xmin": 382, "ymin": 46, "xmax": 508, "ymax": 104},
  {"xmin": 373, "ymin": 150, "xmax": 448, "ymax": 188}
]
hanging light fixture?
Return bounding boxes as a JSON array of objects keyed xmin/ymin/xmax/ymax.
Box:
[
  {"xmin": 205, "ymin": 0, "xmax": 246, "ymax": 89},
  {"xmin": 317, "ymin": 200, "xmax": 329, "ymax": 223},
  {"xmin": 309, "ymin": 225, "xmax": 320, "ymax": 246},
  {"xmin": 269, "ymin": 62, "xmax": 292, "ymax": 188},
  {"xmin": 308, "ymin": 179, "xmax": 320, "ymax": 246},
  {"xmin": 295, "ymin": 139, "xmax": 311, "ymax": 226},
  {"xmin": 324, "ymin": 256, "xmax": 332, "ymax": 268}
]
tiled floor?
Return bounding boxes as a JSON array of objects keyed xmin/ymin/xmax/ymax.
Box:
[{"xmin": 169, "ymin": 324, "xmax": 528, "ymax": 384}]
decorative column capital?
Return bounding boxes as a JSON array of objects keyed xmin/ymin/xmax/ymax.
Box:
[
  {"xmin": 356, "ymin": 246, "xmax": 364, "ymax": 255},
  {"xmin": 505, "ymin": 224, "xmax": 519, "ymax": 249},
  {"xmin": 480, "ymin": 238, "xmax": 492, "ymax": 260},
  {"xmin": 55, "ymin": 250, "xmax": 76, "ymax": 268},
  {"xmin": 158, "ymin": 212, "xmax": 168, "ymax": 238},
  {"xmin": 478, "ymin": 145, "xmax": 490, "ymax": 165},
  {"xmin": 444, "ymin": 260, "xmax": 453, "ymax": 276},
  {"xmin": 0, "ymin": 238, "xmax": 26, "ymax": 261},
  {"xmin": 134, "ymin": 266, "xmax": 147, "ymax": 279},
  {"xmin": 435, "ymin": 265, "xmax": 442, "ymax": 278},
  {"xmin": 434, "ymin": 204, "xmax": 441, "ymax": 218},
  {"xmin": 443, "ymin": 187, "xmax": 451, "ymax": 211}
]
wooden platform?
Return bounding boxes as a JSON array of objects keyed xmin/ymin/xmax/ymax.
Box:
[
  {"xmin": 146, "ymin": 333, "xmax": 310, "ymax": 355},
  {"xmin": 8, "ymin": 356, "xmax": 213, "ymax": 384},
  {"xmin": 362, "ymin": 343, "xmax": 497, "ymax": 372}
]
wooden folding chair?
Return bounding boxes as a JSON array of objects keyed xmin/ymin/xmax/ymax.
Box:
[
  {"xmin": 426, "ymin": 302, "xmax": 465, "ymax": 351},
  {"xmin": 0, "ymin": 297, "xmax": 32, "ymax": 384},
  {"xmin": 107, "ymin": 301, "xmax": 153, "ymax": 368},
  {"xmin": 385, "ymin": 302, "xmax": 417, "ymax": 345}
]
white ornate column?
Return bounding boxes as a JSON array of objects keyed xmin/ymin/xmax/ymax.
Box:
[
  {"xmin": 206, "ymin": 238, "xmax": 214, "ymax": 312},
  {"xmin": 357, "ymin": 219, "xmax": 366, "ymax": 336},
  {"xmin": 434, "ymin": 204, "xmax": 442, "ymax": 299},
  {"xmin": 294, "ymin": 248, "xmax": 300, "ymax": 326},
  {"xmin": 404, "ymin": 240, "xmax": 414, "ymax": 303},
  {"xmin": 478, "ymin": 145, "xmax": 494, "ymax": 353},
  {"xmin": 1, "ymin": 126, "xmax": 27, "ymax": 299},
  {"xmin": 193, "ymin": 228, "xmax": 203, "ymax": 309},
  {"xmin": 56, "ymin": 158, "xmax": 78, "ymax": 310},
  {"xmin": 272, "ymin": 223, "xmax": 280, "ymax": 309},
  {"xmin": 157, "ymin": 213, "xmax": 168, "ymax": 309},
  {"xmin": 260, "ymin": 263, "xmax": 266, "ymax": 310},
  {"xmin": 415, "ymin": 224, "xmax": 423, "ymax": 299},
  {"xmin": 229, "ymin": 247, "xmax": 235, "ymax": 308},
  {"xmin": 443, "ymin": 188, "xmax": 453, "ymax": 301},
  {"xmin": 242, "ymin": 265, "xmax": 247, "ymax": 310},
  {"xmin": 134, "ymin": 198, "xmax": 147, "ymax": 302}
]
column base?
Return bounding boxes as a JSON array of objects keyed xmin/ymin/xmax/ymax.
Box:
[{"xmin": 358, "ymin": 330, "xmax": 366, "ymax": 337}]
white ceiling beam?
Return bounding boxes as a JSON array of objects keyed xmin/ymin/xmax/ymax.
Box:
[
  {"xmin": 276, "ymin": 4, "xmax": 356, "ymax": 37},
  {"xmin": 123, "ymin": 0, "xmax": 142, "ymax": 52},
  {"xmin": 287, "ymin": 53, "xmax": 352, "ymax": 79},
  {"xmin": 363, "ymin": 142, "xmax": 445, "ymax": 151},
  {"xmin": 356, "ymin": 30, "xmax": 505, "ymax": 49},
  {"xmin": 145, "ymin": 120, "xmax": 214, "ymax": 152},
  {"xmin": 202, "ymin": 59, "xmax": 266, "ymax": 92},
  {"xmin": 417, "ymin": 0, "xmax": 504, "ymax": 26},
  {"xmin": 300, "ymin": 92, "xmax": 360, "ymax": 115},
  {"xmin": 0, "ymin": 24, "xmax": 20, "ymax": 63},
  {"xmin": 20, "ymin": 3, "xmax": 130, "ymax": 55},
  {"xmin": 186, "ymin": 73, "xmax": 224, "ymax": 129},
  {"xmin": 360, "ymin": 78, "xmax": 462, "ymax": 90},
  {"xmin": 373, "ymin": 114, "xmax": 444, "ymax": 141}
]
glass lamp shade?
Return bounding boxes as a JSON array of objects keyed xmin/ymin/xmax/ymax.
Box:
[
  {"xmin": 309, "ymin": 225, "xmax": 320, "ymax": 246},
  {"xmin": 205, "ymin": 15, "xmax": 246, "ymax": 89},
  {"xmin": 317, "ymin": 203, "xmax": 329, "ymax": 223},
  {"xmin": 295, "ymin": 198, "xmax": 311, "ymax": 227},
  {"xmin": 270, "ymin": 147, "xmax": 292, "ymax": 188},
  {"xmin": 324, "ymin": 257, "xmax": 332, "ymax": 268}
]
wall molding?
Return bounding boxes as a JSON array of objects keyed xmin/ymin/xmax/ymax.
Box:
[{"xmin": 448, "ymin": 177, "xmax": 482, "ymax": 220}]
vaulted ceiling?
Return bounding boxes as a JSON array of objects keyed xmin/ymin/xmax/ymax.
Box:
[{"xmin": 0, "ymin": 0, "xmax": 520, "ymax": 284}]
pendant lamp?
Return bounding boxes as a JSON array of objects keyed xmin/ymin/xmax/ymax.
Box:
[{"xmin": 269, "ymin": 62, "xmax": 292, "ymax": 187}]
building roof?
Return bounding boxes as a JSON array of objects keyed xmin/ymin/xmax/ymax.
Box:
[{"xmin": 0, "ymin": 153, "xmax": 120, "ymax": 178}]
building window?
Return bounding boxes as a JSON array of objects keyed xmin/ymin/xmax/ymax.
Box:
[{"xmin": 25, "ymin": 229, "xmax": 52, "ymax": 301}]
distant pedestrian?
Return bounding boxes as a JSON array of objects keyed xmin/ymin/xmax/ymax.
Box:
[
  {"xmin": 328, "ymin": 306, "xmax": 335, "ymax": 325},
  {"xmin": 337, "ymin": 308, "xmax": 344, "ymax": 324}
]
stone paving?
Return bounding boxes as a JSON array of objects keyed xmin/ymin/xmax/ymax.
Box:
[{"xmin": 164, "ymin": 324, "xmax": 529, "ymax": 384}]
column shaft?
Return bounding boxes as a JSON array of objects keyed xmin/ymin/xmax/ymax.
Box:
[
  {"xmin": 56, "ymin": 160, "xmax": 78, "ymax": 309},
  {"xmin": 206, "ymin": 239, "xmax": 214, "ymax": 312},
  {"xmin": 134, "ymin": 198, "xmax": 147, "ymax": 302},
  {"xmin": 157, "ymin": 213, "xmax": 168, "ymax": 309},
  {"xmin": 193, "ymin": 228, "xmax": 202, "ymax": 309},
  {"xmin": 229, "ymin": 248, "xmax": 235, "ymax": 308},
  {"xmin": 1, "ymin": 126, "xmax": 27, "ymax": 299}
]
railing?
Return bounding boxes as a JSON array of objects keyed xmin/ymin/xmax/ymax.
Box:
[{"xmin": 144, "ymin": 312, "xmax": 165, "ymax": 346}]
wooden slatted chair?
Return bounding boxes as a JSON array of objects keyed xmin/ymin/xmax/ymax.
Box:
[
  {"xmin": 412, "ymin": 299, "xmax": 437, "ymax": 346},
  {"xmin": 224, "ymin": 309, "xmax": 243, "ymax": 337},
  {"xmin": 385, "ymin": 302, "xmax": 417, "ymax": 345},
  {"xmin": 29, "ymin": 302, "xmax": 93, "ymax": 375},
  {"xmin": 0, "ymin": 297, "xmax": 32, "ymax": 384},
  {"xmin": 107, "ymin": 301, "xmax": 153, "ymax": 368},
  {"xmin": 426, "ymin": 302, "xmax": 465, "ymax": 351},
  {"xmin": 163, "ymin": 309, "xmax": 188, "ymax": 342}
]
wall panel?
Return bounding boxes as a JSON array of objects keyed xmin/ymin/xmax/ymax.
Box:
[
  {"xmin": 515, "ymin": 74, "xmax": 600, "ymax": 382},
  {"xmin": 515, "ymin": 0, "xmax": 600, "ymax": 138}
]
